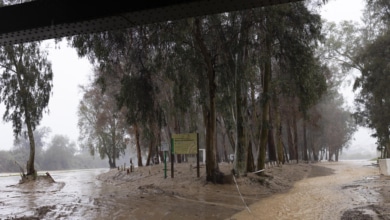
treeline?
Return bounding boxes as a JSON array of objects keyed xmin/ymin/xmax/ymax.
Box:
[
  {"xmin": 321, "ymin": 0, "xmax": 390, "ymax": 157},
  {"xmin": 70, "ymin": 0, "xmax": 357, "ymax": 182},
  {"xmin": 0, "ymin": 127, "xmax": 108, "ymax": 173},
  {"xmin": 0, "ymin": 0, "xmax": 386, "ymax": 182}
]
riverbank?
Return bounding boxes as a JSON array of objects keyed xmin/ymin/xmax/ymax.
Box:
[
  {"xmin": 2, "ymin": 160, "xmax": 382, "ymax": 219},
  {"xmin": 96, "ymin": 161, "xmax": 334, "ymax": 219}
]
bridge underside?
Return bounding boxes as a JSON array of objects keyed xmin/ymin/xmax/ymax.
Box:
[{"xmin": 0, "ymin": 0, "xmax": 302, "ymax": 46}]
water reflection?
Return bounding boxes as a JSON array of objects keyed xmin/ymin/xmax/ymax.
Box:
[{"xmin": 0, "ymin": 169, "xmax": 108, "ymax": 219}]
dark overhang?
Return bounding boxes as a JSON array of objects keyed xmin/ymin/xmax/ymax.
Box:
[{"xmin": 0, "ymin": 0, "xmax": 303, "ymax": 46}]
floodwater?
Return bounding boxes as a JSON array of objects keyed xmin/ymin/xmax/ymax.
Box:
[
  {"xmin": 231, "ymin": 160, "xmax": 381, "ymax": 220},
  {"xmin": 0, "ymin": 160, "xmax": 382, "ymax": 220},
  {"xmin": 0, "ymin": 168, "xmax": 109, "ymax": 219}
]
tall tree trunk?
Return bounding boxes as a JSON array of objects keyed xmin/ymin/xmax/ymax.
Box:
[
  {"xmin": 287, "ymin": 118, "xmax": 295, "ymax": 161},
  {"xmin": 21, "ymin": 79, "xmax": 36, "ymax": 176},
  {"xmin": 303, "ymin": 120, "xmax": 309, "ymax": 162},
  {"xmin": 26, "ymin": 119, "xmax": 36, "ymax": 176},
  {"xmin": 227, "ymin": 130, "xmax": 236, "ymax": 153},
  {"xmin": 234, "ymin": 66, "xmax": 247, "ymax": 176},
  {"xmin": 222, "ymin": 132, "xmax": 229, "ymax": 162},
  {"xmin": 293, "ymin": 113, "xmax": 299, "ymax": 163},
  {"xmin": 194, "ymin": 18, "xmax": 219, "ymax": 182},
  {"xmin": 134, "ymin": 123, "xmax": 143, "ymax": 167},
  {"xmin": 275, "ymin": 103, "xmax": 284, "ymax": 165},
  {"xmin": 146, "ymin": 139, "xmax": 153, "ymax": 166},
  {"xmin": 257, "ymin": 31, "xmax": 271, "ymax": 171},
  {"xmin": 112, "ymin": 124, "xmax": 117, "ymax": 168},
  {"xmin": 111, "ymin": 152, "xmax": 116, "ymax": 169},
  {"xmin": 268, "ymin": 106, "xmax": 277, "ymax": 162},
  {"xmin": 206, "ymin": 77, "xmax": 218, "ymax": 181},
  {"xmin": 108, "ymin": 157, "xmax": 115, "ymax": 169},
  {"xmin": 247, "ymin": 140, "xmax": 255, "ymax": 172},
  {"xmin": 311, "ymin": 141, "xmax": 319, "ymax": 161},
  {"xmin": 328, "ymin": 145, "xmax": 333, "ymax": 161}
]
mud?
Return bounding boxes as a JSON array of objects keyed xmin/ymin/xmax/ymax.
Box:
[
  {"xmin": 230, "ymin": 160, "xmax": 382, "ymax": 220},
  {"xmin": 0, "ymin": 160, "xmax": 386, "ymax": 220},
  {"xmin": 0, "ymin": 164, "xmax": 311, "ymax": 220},
  {"xmin": 0, "ymin": 169, "xmax": 107, "ymax": 219},
  {"xmin": 340, "ymin": 168, "xmax": 390, "ymax": 220}
]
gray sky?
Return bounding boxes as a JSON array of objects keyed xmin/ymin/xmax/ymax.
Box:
[{"xmin": 0, "ymin": 0, "xmax": 376, "ymax": 158}]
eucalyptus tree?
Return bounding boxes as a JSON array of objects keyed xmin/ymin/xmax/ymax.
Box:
[
  {"xmin": 252, "ymin": 2, "xmax": 326, "ymax": 169},
  {"xmin": 12, "ymin": 126, "xmax": 51, "ymax": 169},
  {"xmin": 354, "ymin": 32, "xmax": 390, "ymax": 157},
  {"xmin": 0, "ymin": 43, "xmax": 53, "ymax": 177},
  {"xmin": 323, "ymin": 1, "xmax": 390, "ymax": 158},
  {"xmin": 309, "ymin": 86, "xmax": 356, "ymax": 161},
  {"xmin": 321, "ymin": 21, "xmax": 366, "ymax": 73},
  {"xmin": 78, "ymin": 75, "xmax": 128, "ymax": 168},
  {"xmin": 190, "ymin": 16, "xmax": 224, "ymax": 181},
  {"xmin": 353, "ymin": 0, "xmax": 390, "ymax": 157},
  {"xmin": 208, "ymin": 11, "xmax": 256, "ymax": 175},
  {"xmin": 71, "ymin": 25, "xmax": 165, "ymax": 167}
]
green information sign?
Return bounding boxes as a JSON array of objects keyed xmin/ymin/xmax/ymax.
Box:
[{"xmin": 172, "ymin": 133, "xmax": 198, "ymax": 154}]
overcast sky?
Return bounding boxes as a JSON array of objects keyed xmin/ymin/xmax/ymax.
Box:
[{"xmin": 0, "ymin": 0, "xmax": 376, "ymax": 158}]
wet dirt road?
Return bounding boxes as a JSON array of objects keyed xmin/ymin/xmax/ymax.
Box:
[
  {"xmin": 230, "ymin": 160, "xmax": 382, "ymax": 220},
  {"xmin": 0, "ymin": 160, "xmax": 385, "ymax": 220}
]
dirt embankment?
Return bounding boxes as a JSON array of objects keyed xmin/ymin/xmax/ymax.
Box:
[{"xmin": 96, "ymin": 162, "xmax": 333, "ymax": 220}]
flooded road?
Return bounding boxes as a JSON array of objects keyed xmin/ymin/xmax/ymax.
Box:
[
  {"xmin": 0, "ymin": 160, "xmax": 384, "ymax": 220},
  {"xmin": 0, "ymin": 169, "xmax": 108, "ymax": 219},
  {"xmin": 230, "ymin": 160, "xmax": 381, "ymax": 220}
]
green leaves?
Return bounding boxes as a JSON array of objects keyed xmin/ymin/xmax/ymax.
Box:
[{"xmin": 0, "ymin": 42, "xmax": 53, "ymax": 137}]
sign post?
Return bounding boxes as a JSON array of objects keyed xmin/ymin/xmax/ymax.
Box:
[
  {"xmin": 171, "ymin": 138, "xmax": 174, "ymax": 178},
  {"xmin": 197, "ymin": 133, "xmax": 199, "ymax": 178},
  {"xmin": 171, "ymin": 133, "xmax": 199, "ymax": 178}
]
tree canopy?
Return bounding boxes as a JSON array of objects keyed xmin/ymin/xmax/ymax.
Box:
[{"xmin": 0, "ymin": 42, "xmax": 53, "ymax": 176}]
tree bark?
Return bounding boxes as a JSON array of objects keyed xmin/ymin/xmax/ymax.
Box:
[
  {"xmin": 194, "ymin": 18, "xmax": 219, "ymax": 182},
  {"xmin": 275, "ymin": 102, "xmax": 284, "ymax": 164},
  {"xmin": 134, "ymin": 123, "xmax": 143, "ymax": 167},
  {"xmin": 222, "ymin": 132, "xmax": 229, "ymax": 162},
  {"xmin": 246, "ymin": 140, "xmax": 255, "ymax": 172},
  {"xmin": 111, "ymin": 122, "xmax": 117, "ymax": 168},
  {"xmin": 303, "ymin": 120, "xmax": 309, "ymax": 162},
  {"xmin": 146, "ymin": 138, "xmax": 153, "ymax": 166},
  {"xmin": 293, "ymin": 113, "xmax": 299, "ymax": 163},
  {"xmin": 16, "ymin": 67, "xmax": 36, "ymax": 176},
  {"xmin": 287, "ymin": 118, "xmax": 295, "ymax": 161},
  {"xmin": 234, "ymin": 63, "xmax": 247, "ymax": 176},
  {"xmin": 268, "ymin": 106, "xmax": 277, "ymax": 162},
  {"xmin": 26, "ymin": 119, "xmax": 36, "ymax": 176},
  {"xmin": 257, "ymin": 30, "xmax": 271, "ymax": 171}
]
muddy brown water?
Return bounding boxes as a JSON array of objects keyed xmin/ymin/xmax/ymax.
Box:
[
  {"xmin": 0, "ymin": 169, "xmax": 109, "ymax": 219},
  {"xmin": 0, "ymin": 160, "xmax": 383, "ymax": 220},
  {"xmin": 230, "ymin": 160, "xmax": 382, "ymax": 220}
]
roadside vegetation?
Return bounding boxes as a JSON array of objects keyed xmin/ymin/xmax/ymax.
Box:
[{"xmin": 0, "ymin": 0, "xmax": 388, "ymax": 183}]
